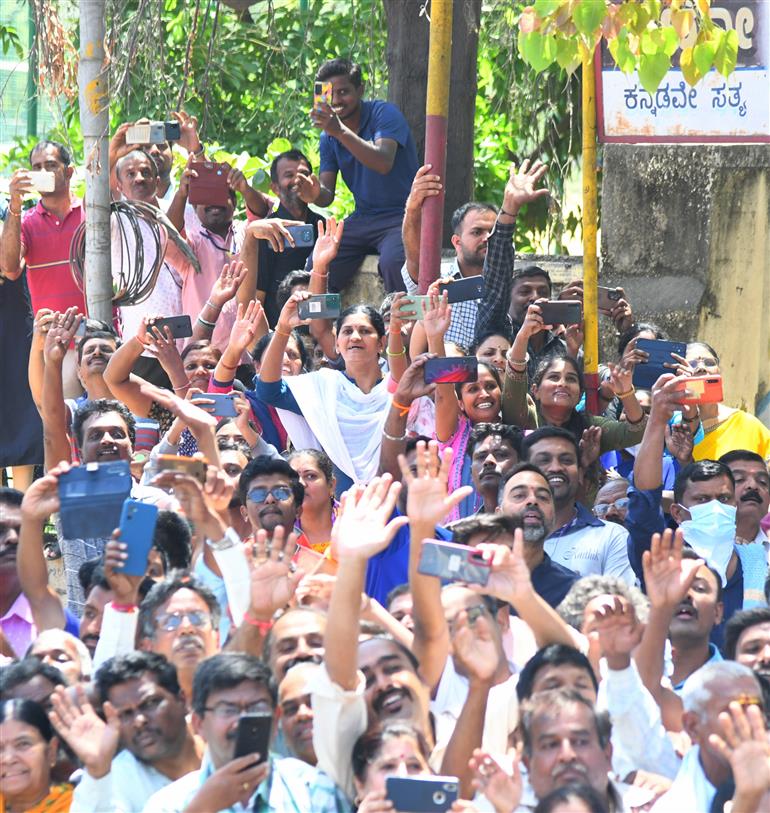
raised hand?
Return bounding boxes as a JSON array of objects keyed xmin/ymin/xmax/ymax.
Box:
[
  {"xmin": 139, "ymin": 381, "xmax": 218, "ymax": 438},
  {"xmin": 469, "ymin": 750, "xmax": 522, "ymax": 813},
  {"xmin": 144, "ymin": 323, "xmax": 184, "ymax": 379},
  {"xmin": 583, "ymin": 593, "xmax": 643, "ymax": 671},
  {"xmin": 208, "ymin": 260, "xmax": 247, "ymax": 310},
  {"xmin": 607, "ymin": 361, "xmax": 634, "ymax": 397},
  {"xmin": 609, "ymin": 295, "xmax": 634, "ymax": 333},
  {"xmin": 330, "ymin": 475, "xmax": 408, "ymax": 563},
  {"xmin": 312, "ymin": 217, "xmax": 344, "ymax": 269},
  {"xmin": 20, "ymin": 471, "xmax": 63, "ymax": 522},
  {"xmin": 294, "ymin": 171, "xmax": 321, "ymax": 204},
  {"xmin": 32, "ymin": 308, "xmax": 56, "ymax": 348},
  {"xmin": 422, "ymin": 289, "xmax": 452, "ymax": 343},
  {"xmin": 405, "ymin": 164, "xmax": 443, "ymax": 214},
  {"xmin": 393, "ymin": 353, "xmax": 437, "ymax": 407},
  {"xmin": 103, "ymin": 530, "xmax": 144, "ymax": 605},
  {"xmin": 245, "ymin": 526, "xmax": 305, "ymax": 621},
  {"xmin": 579, "ymin": 425, "xmax": 603, "ymax": 469},
  {"xmin": 642, "ymin": 528, "xmax": 703, "ymax": 612},
  {"xmin": 502, "ymin": 159, "xmax": 549, "ymax": 217},
  {"xmin": 665, "ymin": 422, "xmax": 694, "ymax": 465},
  {"xmin": 184, "ymin": 754, "xmax": 269, "ymax": 813},
  {"xmin": 516, "ymin": 299, "xmax": 550, "ymax": 340},
  {"xmin": 276, "ymin": 291, "xmax": 311, "ymax": 334},
  {"xmin": 471, "ymin": 530, "xmax": 534, "ymax": 607},
  {"xmin": 44, "ymin": 308, "xmax": 83, "ymax": 365},
  {"xmin": 245, "ymin": 218, "xmax": 304, "ymax": 253},
  {"xmin": 172, "ymin": 110, "xmax": 202, "ymax": 155},
  {"xmin": 8, "ymin": 168, "xmax": 34, "ymax": 205},
  {"xmin": 451, "ymin": 608, "xmax": 499, "ymax": 686},
  {"xmin": 48, "ymin": 685, "xmax": 120, "ymax": 779},
  {"xmin": 151, "ymin": 469, "xmax": 226, "ymax": 541},
  {"xmin": 227, "ymin": 300, "xmax": 264, "ymax": 355},
  {"xmin": 398, "ymin": 440, "xmax": 473, "ymax": 529},
  {"xmin": 620, "ymin": 336, "xmax": 650, "ymax": 371}
]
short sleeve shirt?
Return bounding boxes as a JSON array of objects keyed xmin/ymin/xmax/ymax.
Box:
[
  {"xmin": 319, "ymin": 100, "xmax": 418, "ymax": 217},
  {"xmin": 20, "ymin": 199, "xmax": 86, "ymax": 315}
]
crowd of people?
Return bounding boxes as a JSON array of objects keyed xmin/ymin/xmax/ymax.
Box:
[{"xmin": 2, "ymin": 56, "xmax": 770, "ymax": 813}]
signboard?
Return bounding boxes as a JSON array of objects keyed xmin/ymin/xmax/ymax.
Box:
[{"xmin": 597, "ymin": 0, "xmax": 770, "ymax": 142}]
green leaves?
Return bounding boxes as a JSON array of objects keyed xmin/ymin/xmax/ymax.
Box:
[
  {"xmin": 714, "ymin": 27, "xmax": 738, "ymax": 77},
  {"xmin": 638, "ymin": 52, "xmax": 670, "ymax": 95},
  {"xmin": 519, "ymin": 30, "xmax": 558, "ymax": 72},
  {"xmin": 573, "ymin": 0, "xmax": 607, "ymax": 37}
]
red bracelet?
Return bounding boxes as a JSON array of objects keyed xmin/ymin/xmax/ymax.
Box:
[
  {"xmin": 111, "ymin": 601, "xmax": 137, "ymax": 613},
  {"xmin": 243, "ymin": 610, "xmax": 273, "ymax": 633}
]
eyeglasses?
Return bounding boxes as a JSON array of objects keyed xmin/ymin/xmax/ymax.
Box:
[
  {"xmin": 687, "ymin": 356, "xmax": 719, "ymax": 368},
  {"xmin": 247, "ymin": 486, "xmax": 293, "ymax": 504},
  {"xmin": 450, "ymin": 603, "xmax": 487, "ymax": 631},
  {"xmin": 203, "ymin": 699, "xmax": 273, "ymax": 720},
  {"xmin": 155, "ymin": 610, "xmax": 212, "ymax": 632},
  {"xmin": 593, "ymin": 498, "xmax": 630, "ymax": 517}
]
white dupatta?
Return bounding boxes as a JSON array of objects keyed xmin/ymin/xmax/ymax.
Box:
[{"xmin": 277, "ymin": 368, "xmax": 390, "ymax": 484}]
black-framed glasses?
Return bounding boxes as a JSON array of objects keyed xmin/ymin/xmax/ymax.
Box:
[
  {"xmin": 450, "ymin": 603, "xmax": 488, "ymax": 631},
  {"xmin": 247, "ymin": 486, "xmax": 293, "ymax": 504},
  {"xmin": 155, "ymin": 610, "xmax": 212, "ymax": 632}
]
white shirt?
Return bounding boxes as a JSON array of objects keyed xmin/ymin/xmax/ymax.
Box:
[{"xmin": 650, "ymin": 745, "xmax": 716, "ymax": 813}]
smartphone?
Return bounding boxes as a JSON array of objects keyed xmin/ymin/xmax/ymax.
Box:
[
  {"xmin": 126, "ymin": 120, "xmax": 180, "ymax": 144},
  {"xmin": 118, "ymin": 499, "xmax": 159, "ymax": 576},
  {"xmin": 28, "ymin": 170, "xmax": 55, "ymax": 193},
  {"xmin": 233, "ymin": 713, "xmax": 272, "ymax": 763},
  {"xmin": 674, "ymin": 374, "xmax": 723, "ymax": 405},
  {"xmin": 423, "ymin": 356, "xmax": 478, "ymax": 385},
  {"xmin": 298, "ymin": 294, "xmax": 341, "ymax": 320},
  {"xmin": 285, "ymin": 224, "xmax": 315, "ymax": 248},
  {"xmin": 386, "ymin": 776, "xmax": 459, "ymax": 813},
  {"xmin": 398, "ymin": 295, "xmax": 432, "ymax": 321},
  {"xmin": 438, "ymin": 275, "xmax": 484, "ymax": 303},
  {"xmin": 194, "ymin": 392, "xmax": 239, "ymax": 418},
  {"xmin": 58, "ymin": 461, "xmax": 133, "ymax": 540},
  {"xmin": 164, "ymin": 121, "xmax": 181, "ymax": 141},
  {"xmin": 155, "ymin": 454, "xmax": 207, "ymax": 485},
  {"xmin": 188, "ymin": 161, "xmax": 230, "ymax": 206},
  {"xmin": 597, "ymin": 286, "xmax": 623, "ymax": 311},
  {"xmin": 418, "ymin": 540, "xmax": 490, "ymax": 586},
  {"xmin": 75, "ymin": 320, "xmax": 87, "ymax": 339},
  {"xmin": 313, "ymin": 80, "xmax": 332, "ymax": 111},
  {"xmin": 538, "ymin": 300, "xmax": 582, "ymax": 325},
  {"xmin": 632, "ymin": 338, "xmax": 688, "ymax": 390},
  {"xmin": 152, "ymin": 315, "xmax": 193, "ymax": 339}
]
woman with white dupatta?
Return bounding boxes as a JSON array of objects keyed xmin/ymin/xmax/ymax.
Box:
[{"xmin": 256, "ymin": 292, "xmax": 390, "ymax": 492}]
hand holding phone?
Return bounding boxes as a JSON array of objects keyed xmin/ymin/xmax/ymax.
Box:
[
  {"xmin": 538, "ymin": 300, "xmax": 582, "ymax": 326},
  {"xmin": 385, "ymin": 776, "xmax": 459, "ymax": 813},
  {"xmin": 233, "ymin": 713, "xmax": 272, "ymax": 763},
  {"xmin": 418, "ymin": 540, "xmax": 490, "ymax": 586},
  {"xmin": 118, "ymin": 500, "xmax": 159, "ymax": 576},
  {"xmin": 674, "ymin": 375, "xmax": 723, "ymax": 405},
  {"xmin": 29, "ymin": 171, "xmax": 56, "ymax": 193},
  {"xmin": 151, "ymin": 315, "xmax": 193, "ymax": 339},
  {"xmin": 423, "ymin": 356, "xmax": 478, "ymax": 385},
  {"xmin": 297, "ymin": 294, "xmax": 341, "ymax": 320},
  {"xmin": 188, "ymin": 161, "xmax": 230, "ymax": 206}
]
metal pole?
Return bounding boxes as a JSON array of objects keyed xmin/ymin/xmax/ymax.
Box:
[
  {"xmin": 582, "ymin": 46, "xmax": 599, "ymax": 414},
  {"xmin": 78, "ymin": 0, "xmax": 112, "ymax": 322},
  {"xmin": 417, "ymin": 0, "xmax": 453, "ymax": 294},
  {"xmin": 26, "ymin": 3, "xmax": 38, "ymax": 137}
]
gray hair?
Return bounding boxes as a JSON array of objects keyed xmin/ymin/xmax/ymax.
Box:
[
  {"xmin": 26, "ymin": 629, "xmax": 94, "ymax": 680},
  {"xmin": 682, "ymin": 661, "xmax": 758, "ymax": 718},
  {"xmin": 557, "ymin": 575, "xmax": 649, "ymax": 629}
]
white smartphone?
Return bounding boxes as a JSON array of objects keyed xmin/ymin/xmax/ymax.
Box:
[{"xmin": 29, "ymin": 170, "xmax": 55, "ymax": 193}]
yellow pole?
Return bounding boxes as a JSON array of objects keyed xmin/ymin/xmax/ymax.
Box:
[
  {"xmin": 582, "ymin": 45, "xmax": 599, "ymax": 414},
  {"xmin": 418, "ymin": 0, "xmax": 453, "ymax": 293}
]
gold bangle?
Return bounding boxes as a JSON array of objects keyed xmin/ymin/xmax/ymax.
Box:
[
  {"xmin": 386, "ymin": 348, "xmax": 405, "ymax": 357},
  {"xmin": 616, "ymin": 387, "xmax": 635, "ymax": 399},
  {"xmin": 274, "ymin": 327, "xmax": 292, "ymax": 338}
]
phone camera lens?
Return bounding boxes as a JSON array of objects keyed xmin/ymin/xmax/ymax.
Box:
[{"xmin": 433, "ymin": 792, "xmax": 445, "ymax": 804}]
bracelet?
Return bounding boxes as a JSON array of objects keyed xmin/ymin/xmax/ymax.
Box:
[
  {"xmin": 219, "ymin": 360, "xmax": 238, "ymax": 370},
  {"xmin": 7, "ymin": 206, "xmax": 21, "ymax": 218},
  {"xmin": 243, "ymin": 610, "xmax": 273, "ymax": 633},
  {"xmin": 391, "ymin": 399, "xmax": 411, "ymax": 417},
  {"xmin": 500, "ymin": 208, "xmax": 517, "ymax": 218},
  {"xmin": 205, "ymin": 299, "xmax": 221, "ymax": 312},
  {"xmin": 172, "ymin": 383, "xmax": 189, "ymax": 391},
  {"xmin": 192, "ymin": 145, "xmax": 205, "ymax": 157},
  {"xmin": 382, "ymin": 428, "xmax": 408, "ymax": 442},
  {"xmin": 197, "ymin": 315, "xmax": 217, "ymax": 329},
  {"xmin": 626, "ymin": 411, "xmax": 646, "ymax": 426},
  {"xmin": 274, "ymin": 327, "xmax": 292, "ymax": 338},
  {"xmin": 386, "ymin": 348, "xmax": 406, "ymax": 357},
  {"xmin": 310, "ymin": 269, "xmax": 328, "ymax": 278},
  {"xmin": 110, "ymin": 601, "xmax": 137, "ymax": 613},
  {"xmin": 615, "ymin": 387, "xmax": 635, "ymax": 399}
]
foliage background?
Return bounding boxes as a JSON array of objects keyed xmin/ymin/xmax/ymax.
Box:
[{"xmin": 0, "ymin": 0, "xmax": 583, "ymax": 252}]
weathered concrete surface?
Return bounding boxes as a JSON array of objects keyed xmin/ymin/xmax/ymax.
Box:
[{"xmin": 601, "ymin": 144, "xmax": 770, "ymax": 420}]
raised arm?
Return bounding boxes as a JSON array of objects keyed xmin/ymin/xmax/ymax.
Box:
[
  {"xmin": 0, "ymin": 170, "xmax": 32, "ymax": 279},
  {"xmin": 258, "ymin": 292, "xmax": 311, "ymax": 384},
  {"xmin": 475, "ymin": 160, "xmax": 548, "ymax": 341},
  {"xmin": 237, "ymin": 219, "xmax": 304, "ymax": 304},
  {"xmin": 423, "ymin": 292, "xmax": 458, "ymax": 443},
  {"xmin": 307, "ymin": 218, "xmax": 344, "ymax": 360},
  {"xmin": 42, "ymin": 309, "xmax": 83, "ymax": 469},
  {"xmin": 102, "ymin": 317, "xmax": 157, "ymax": 416},
  {"xmin": 212, "ymin": 299, "xmax": 265, "ymax": 385},
  {"xmin": 325, "ymin": 476, "xmax": 408, "ymax": 689},
  {"xmin": 402, "ymin": 165, "xmax": 443, "ymax": 285},
  {"xmin": 190, "ymin": 261, "xmax": 247, "ymax": 342},
  {"xmin": 18, "ymin": 471, "xmax": 67, "ymax": 633},
  {"xmin": 501, "ymin": 300, "xmax": 548, "ymax": 428},
  {"xmin": 399, "ymin": 441, "xmax": 473, "ymax": 691},
  {"xmin": 27, "ymin": 309, "xmax": 55, "ymax": 412}
]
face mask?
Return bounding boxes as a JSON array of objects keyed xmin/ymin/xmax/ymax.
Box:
[{"xmin": 678, "ymin": 500, "xmax": 737, "ymax": 585}]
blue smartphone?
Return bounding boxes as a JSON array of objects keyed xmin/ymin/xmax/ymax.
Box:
[
  {"xmin": 58, "ymin": 461, "xmax": 132, "ymax": 540},
  {"xmin": 118, "ymin": 499, "xmax": 158, "ymax": 576},
  {"xmin": 385, "ymin": 776, "xmax": 458, "ymax": 812}
]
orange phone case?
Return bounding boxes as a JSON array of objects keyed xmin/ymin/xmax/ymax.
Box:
[{"xmin": 675, "ymin": 375, "xmax": 723, "ymax": 405}]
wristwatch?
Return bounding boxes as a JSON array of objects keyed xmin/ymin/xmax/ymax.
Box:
[{"xmin": 206, "ymin": 527, "xmax": 241, "ymax": 551}]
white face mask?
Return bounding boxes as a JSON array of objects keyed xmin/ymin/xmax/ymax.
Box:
[{"xmin": 678, "ymin": 500, "xmax": 737, "ymax": 585}]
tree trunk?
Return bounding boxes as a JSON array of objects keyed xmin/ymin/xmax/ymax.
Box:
[
  {"xmin": 78, "ymin": 0, "xmax": 112, "ymax": 323},
  {"xmin": 385, "ymin": 0, "xmax": 481, "ymax": 247}
]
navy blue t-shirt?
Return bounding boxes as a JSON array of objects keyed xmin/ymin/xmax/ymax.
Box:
[
  {"xmin": 530, "ymin": 553, "xmax": 579, "ymax": 609},
  {"xmin": 320, "ymin": 100, "xmax": 418, "ymax": 218},
  {"xmin": 365, "ymin": 507, "xmax": 452, "ymax": 606}
]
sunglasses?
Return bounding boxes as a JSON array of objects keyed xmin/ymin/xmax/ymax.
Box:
[
  {"xmin": 155, "ymin": 610, "xmax": 212, "ymax": 632},
  {"xmin": 594, "ymin": 498, "xmax": 630, "ymax": 516},
  {"xmin": 247, "ymin": 485, "xmax": 293, "ymax": 504}
]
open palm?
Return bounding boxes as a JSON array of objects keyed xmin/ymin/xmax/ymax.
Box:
[{"xmin": 642, "ymin": 528, "xmax": 702, "ymax": 611}]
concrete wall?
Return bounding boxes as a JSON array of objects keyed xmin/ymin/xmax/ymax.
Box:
[{"xmin": 601, "ymin": 144, "xmax": 770, "ymax": 421}]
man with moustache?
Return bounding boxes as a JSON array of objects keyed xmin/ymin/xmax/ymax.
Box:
[
  {"xmin": 719, "ymin": 450, "xmax": 770, "ymax": 554},
  {"xmin": 725, "ymin": 606, "xmax": 770, "ymax": 678},
  {"xmin": 467, "ymin": 423, "xmax": 522, "ymax": 516},
  {"xmin": 277, "ymin": 661, "xmax": 320, "ymax": 765}
]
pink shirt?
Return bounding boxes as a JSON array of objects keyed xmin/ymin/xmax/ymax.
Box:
[
  {"xmin": 0, "ymin": 592, "xmax": 36, "ymax": 658},
  {"xmin": 20, "ymin": 198, "xmax": 86, "ymax": 316},
  {"xmin": 183, "ymin": 220, "xmax": 247, "ymax": 352}
]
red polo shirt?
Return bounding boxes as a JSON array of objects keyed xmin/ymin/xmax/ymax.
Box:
[{"xmin": 20, "ymin": 198, "xmax": 86, "ymax": 316}]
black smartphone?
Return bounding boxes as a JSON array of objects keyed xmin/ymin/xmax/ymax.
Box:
[
  {"xmin": 164, "ymin": 121, "xmax": 181, "ymax": 141},
  {"xmin": 58, "ymin": 461, "xmax": 133, "ymax": 539},
  {"xmin": 597, "ymin": 286, "xmax": 623, "ymax": 311},
  {"xmin": 538, "ymin": 300, "xmax": 582, "ymax": 325},
  {"xmin": 285, "ymin": 224, "xmax": 315, "ymax": 248},
  {"xmin": 632, "ymin": 338, "xmax": 688, "ymax": 389},
  {"xmin": 152, "ymin": 315, "xmax": 193, "ymax": 339},
  {"xmin": 418, "ymin": 540, "xmax": 490, "ymax": 586},
  {"xmin": 438, "ymin": 275, "xmax": 484, "ymax": 303},
  {"xmin": 423, "ymin": 356, "xmax": 478, "ymax": 385},
  {"xmin": 297, "ymin": 294, "xmax": 341, "ymax": 320},
  {"xmin": 386, "ymin": 776, "xmax": 459, "ymax": 813},
  {"xmin": 233, "ymin": 713, "xmax": 272, "ymax": 763}
]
